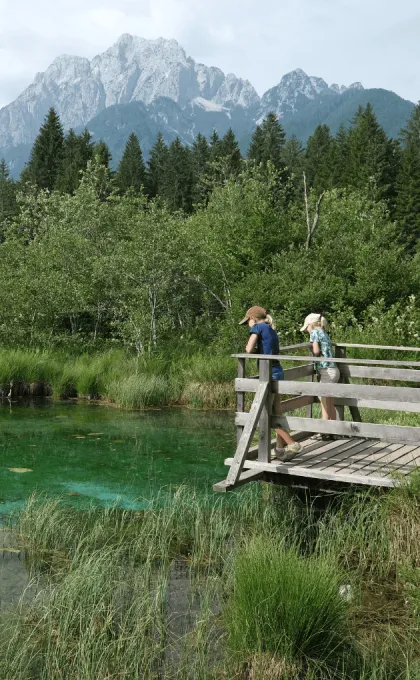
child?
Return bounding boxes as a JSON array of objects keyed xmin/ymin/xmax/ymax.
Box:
[
  {"xmin": 300, "ymin": 313, "xmax": 340, "ymax": 432},
  {"xmin": 239, "ymin": 306, "xmax": 302, "ymax": 461}
]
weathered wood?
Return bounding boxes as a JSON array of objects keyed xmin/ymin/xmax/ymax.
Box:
[
  {"xmin": 236, "ymin": 358, "xmax": 245, "ymax": 445},
  {"xmin": 270, "ymin": 380, "xmax": 420, "ymax": 404},
  {"xmin": 309, "ymin": 441, "xmax": 402, "ymax": 473},
  {"xmin": 213, "ymin": 469, "xmax": 264, "ymax": 493},
  {"xmin": 278, "ymin": 395, "xmax": 315, "ymax": 414},
  {"xmin": 278, "ymin": 342, "xmax": 312, "ymax": 352},
  {"xmin": 336, "ymin": 343, "xmax": 420, "ymax": 353},
  {"xmin": 299, "ymin": 438, "xmax": 380, "ymax": 470},
  {"xmin": 232, "ymin": 354, "xmax": 420, "ymax": 368},
  {"xmin": 224, "ymin": 457, "xmax": 396, "ymax": 488},
  {"xmin": 235, "ymin": 365, "xmax": 313, "ymax": 393},
  {"xmin": 334, "ymin": 346, "xmax": 346, "ymax": 421},
  {"xmin": 258, "ymin": 360, "xmax": 272, "ymax": 463},
  {"xmin": 339, "ymin": 365, "xmax": 420, "ymax": 383},
  {"xmin": 273, "ymin": 416, "xmax": 420, "ymax": 445},
  {"xmin": 334, "ymin": 397, "xmax": 420, "ymax": 413},
  {"xmin": 227, "ymin": 380, "xmax": 270, "ymax": 486}
]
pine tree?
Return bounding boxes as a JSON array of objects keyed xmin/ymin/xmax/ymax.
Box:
[
  {"xmin": 281, "ymin": 135, "xmax": 304, "ymax": 175},
  {"xmin": 0, "ymin": 159, "xmax": 17, "ymax": 234},
  {"xmin": 146, "ymin": 132, "xmax": 169, "ymax": 198},
  {"xmin": 209, "ymin": 130, "xmax": 221, "ymax": 161},
  {"xmin": 304, "ymin": 125, "xmax": 335, "ymax": 192},
  {"xmin": 191, "ymin": 133, "xmax": 210, "ymax": 204},
  {"xmin": 56, "ymin": 129, "xmax": 94, "ymax": 194},
  {"xmin": 115, "ymin": 133, "xmax": 146, "ymax": 194},
  {"xmin": 247, "ymin": 113, "xmax": 286, "ymax": 172},
  {"xmin": 331, "ymin": 125, "xmax": 349, "ymax": 187},
  {"xmin": 24, "ymin": 108, "xmax": 64, "ymax": 190},
  {"xmin": 192, "ymin": 133, "xmax": 210, "ymax": 177},
  {"xmin": 218, "ymin": 128, "xmax": 242, "ymax": 176},
  {"xmin": 395, "ymin": 103, "xmax": 420, "ymax": 249},
  {"xmin": 94, "ymin": 140, "xmax": 112, "ymax": 169},
  {"xmin": 248, "ymin": 125, "xmax": 265, "ymax": 164},
  {"xmin": 345, "ymin": 104, "xmax": 392, "ymax": 200},
  {"xmin": 161, "ymin": 138, "xmax": 194, "ymax": 212}
]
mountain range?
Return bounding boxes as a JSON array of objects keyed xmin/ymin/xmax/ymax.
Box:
[{"xmin": 0, "ymin": 33, "xmax": 415, "ymax": 176}]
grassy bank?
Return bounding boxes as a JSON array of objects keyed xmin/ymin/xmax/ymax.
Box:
[
  {"xmin": 0, "ymin": 349, "xmax": 238, "ymax": 410},
  {"xmin": 1, "ymin": 482, "xmax": 420, "ymax": 678}
]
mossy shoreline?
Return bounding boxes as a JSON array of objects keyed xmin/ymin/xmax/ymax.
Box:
[{"xmin": 0, "ymin": 349, "xmax": 237, "ymax": 410}]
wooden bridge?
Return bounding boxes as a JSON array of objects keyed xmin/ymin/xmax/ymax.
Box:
[{"xmin": 214, "ymin": 342, "xmax": 420, "ymax": 493}]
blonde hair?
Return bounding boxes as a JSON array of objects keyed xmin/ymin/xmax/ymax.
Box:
[
  {"xmin": 311, "ymin": 314, "xmax": 329, "ymax": 331},
  {"xmin": 265, "ymin": 314, "xmax": 276, "ymax": 330}
]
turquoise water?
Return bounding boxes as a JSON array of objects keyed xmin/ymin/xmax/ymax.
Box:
[{"xmin": 0, "ymin": 401, "xmax": 234, "ymax": 515}]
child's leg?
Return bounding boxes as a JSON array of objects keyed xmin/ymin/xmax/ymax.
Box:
[{"xmin": 273, "ymin": 394, "xmax": 296, "ymax": 447}]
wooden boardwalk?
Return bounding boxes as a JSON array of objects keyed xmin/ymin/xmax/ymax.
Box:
[
  {"xmin": 224, "ymin": 436, "xmax": 420, "ymax": 489},
  {"xmin": 214, "ymin": 342, "xmax": 420, "ymax": 493}
]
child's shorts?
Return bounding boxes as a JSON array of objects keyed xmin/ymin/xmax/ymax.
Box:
[{"xmin": 318, "ymin": 366, "xmax": 340, "ymax": 383}]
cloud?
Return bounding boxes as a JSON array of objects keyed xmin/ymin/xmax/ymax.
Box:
[{"xmin": 0, "ymin": 0, "xmax": 419, "ymax": 108}]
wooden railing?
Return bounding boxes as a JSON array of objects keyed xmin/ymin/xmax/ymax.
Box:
[{"xmin": 214, "ymin": 342, "xmax": 420, "ymax": 492}]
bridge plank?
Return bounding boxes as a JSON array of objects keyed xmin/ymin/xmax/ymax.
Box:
[{"xmin": 272, "ymin": 416, "xmax": 420, "ymax": 445}]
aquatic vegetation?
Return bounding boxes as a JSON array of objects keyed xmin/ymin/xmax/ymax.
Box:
[{"xmin": 1, "ymin": 482, "xmax": 420, "ymax": 679}]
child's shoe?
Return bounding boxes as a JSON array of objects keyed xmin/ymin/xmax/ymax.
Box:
[{"xmin": 273, "ymin": 442, "xmax": 302, "ymax": 462}]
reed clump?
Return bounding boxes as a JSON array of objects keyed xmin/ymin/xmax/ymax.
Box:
[{"xmin": 1, "ymin": 481, "xmax": 420, "ymax": 679}]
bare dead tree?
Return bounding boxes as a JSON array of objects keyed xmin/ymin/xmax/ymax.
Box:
[{"xmin": 303, "ymin": 172, "xmax": 325, "ymax": 250}]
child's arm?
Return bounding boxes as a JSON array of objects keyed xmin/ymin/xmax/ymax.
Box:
[
  {"xmin": 312, "ymin": 340, "xmax": 321, "ymax": 356},
  {"xmin": 246, "ymin": 334, "xmax": 258, "ymax": 354}
]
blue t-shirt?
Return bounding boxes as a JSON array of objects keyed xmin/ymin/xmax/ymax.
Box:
[{"xmin": 250, "ymin": 322, "xmax": 283, "ymax": 379}]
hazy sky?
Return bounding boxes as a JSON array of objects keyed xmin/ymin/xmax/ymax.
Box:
[{"xmin": 0, "ymin": 0, "xmax": 418, "ymax": 108}]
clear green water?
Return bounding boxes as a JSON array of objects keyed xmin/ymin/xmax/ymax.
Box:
[{"xmin": 0, "ymin": 401, "xmax": 234, "ymax": 516}]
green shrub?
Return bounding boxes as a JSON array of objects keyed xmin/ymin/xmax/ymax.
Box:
[{"xmin": 225, "ymin": 537, "xmax": 352, "ymax": 668}]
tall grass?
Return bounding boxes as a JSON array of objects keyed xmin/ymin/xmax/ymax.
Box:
[
  {"xmin": 225, "ymin": 536, "xmax": 352, "ymax": 669},
  {"xmin": 0, "ymin": 348, "xmax": 237, "ymax": 409},
  {"xmin": 1, "ymin": 482, "xmax": 420, "ymax": 678}
]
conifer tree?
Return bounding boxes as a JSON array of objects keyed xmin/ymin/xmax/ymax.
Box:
[
  {"xmin": 281, "ymin": 135, "xmax": 304, "ymax": 175},
  {"xmin": 209, "ymin": 130, "xmax": 221, "ymax": 161},
  {"xmin": 395, "ymin": 103, "xmax": 420, "ymax": 249},
  {"xmin": 192, "ymin": 133, "xmax": 210, "ymax": 177},
  {"xmin": 248, "ymin": 113, "xmax": 286, "ymax": 172},
  {"xmin": 0, "ymin": 159, "xmax": 17, "ymax": 233},
  {"xmin": 115, "ymin": 133, "xmax": 146, "ymax": 194},
  {"xmin": 56, "ymin": 129, "xmax": 94, "ymax": 194},
  {"xmin": 94, "ymin": 140, "xmax": 112, "ymax": 169},
  {"xmin": 191, "ymin": 133, "xmax": 210, "ymax": 204},
  {"xmin": 24, "ymin": 107, "xmax": 64, "ymax": 190},
  {"xmin": 218, "ymin": 128, "xmax": 242, "ymax": 176},
  {"xmin": 247, "ymin": 125, "xmax": 265, "ymax": 164},
  {"xmin": 331, "ymin": 124, "xmax": 349, "ymax": 187},
  {"xmin": 161, "ymin": 137, "xmax": 194, "ymax": 212},
  {"xmin": 304, "ymin": 125, "xmax": 335, "ymax": 192},
  {"xmin": 345, "ymin": 104, "xmax": 392, "ymax": 200},
  {"xmin": 146, "ymin": 132, "xmax": 169, "ymax": 198}
]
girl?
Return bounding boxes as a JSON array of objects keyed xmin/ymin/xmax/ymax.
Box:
[
  {"xmin": 239, "ymin": 306, "xmax": 302, "ymax": 461},
  {"xmin": 300, "ymin": 313, "xmax": 340, "ymax": 429}
]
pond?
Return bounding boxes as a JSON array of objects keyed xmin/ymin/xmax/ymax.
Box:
[{"xmin": 0, "ymin": 401, "xmax": 235, "ymax": 516}]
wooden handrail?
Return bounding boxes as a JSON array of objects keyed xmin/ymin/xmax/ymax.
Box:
[
  {"xmin": 232, "ymin": 354, "xmax": 420, "ymax": 368},
  {"xmin": 335, "ymin": 343, "xmax": 420, "ymax": 352}
]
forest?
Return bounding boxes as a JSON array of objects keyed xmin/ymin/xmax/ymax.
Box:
[{"xmin": 0, "ymin": 103, "xmax": 419, "ymax": 356}]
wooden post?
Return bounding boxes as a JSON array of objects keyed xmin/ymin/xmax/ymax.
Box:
[
  {"xmin": 306, "ymin": 346, "xmax": 315, "ymax": 418},
  {"xmin": 258, "ymin": 359, "xmax": 272, "ymax": 463},
  {"xmin": 337, "ymin": 346, "xmax": 362, "ymax": 423},
  {"xmin": 334, "ymin": 346, "xmax": 346, "ymax": 421},
  {"xmin": 237, "ymin": 358, "xmax": 245, "ymax": 445}
]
